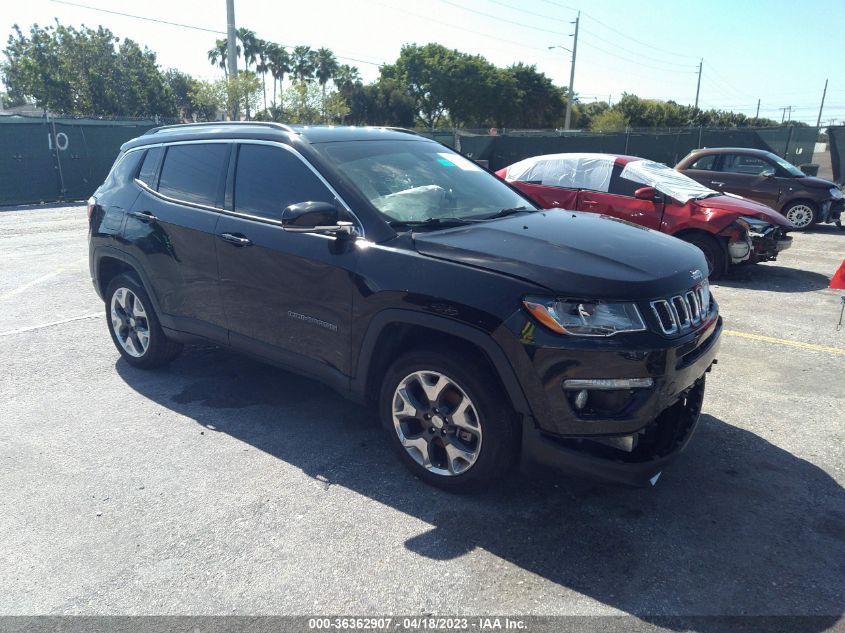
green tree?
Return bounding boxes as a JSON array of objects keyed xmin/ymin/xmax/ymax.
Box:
[
  {"xmin": 265, "ymin": 43, "xmax": 290, "ymax": 110},
  {"xmin": 221, "ymin": 71, "xmax": 262, "ymax": 120},
  {"xmin": 188, "ymin": 79, "xmax": 222, "ymax": 121},
  {"xmin": 291, "ymin": 45, "xmax": 315, "ymax": 81},
  {"xmin": 313, "ymin": 47, "xmax": 338, "ymax": 120},
  {"xmin": 590, "ymin": 109, "xmax": 628, "ymax": 131},
  {"xmin": 503, "ymin": 63, "xmax": 565, "ymax": 128},
  {"xmin": 282, "ymin": 79, "xmax": 348, "ymax": 124}
]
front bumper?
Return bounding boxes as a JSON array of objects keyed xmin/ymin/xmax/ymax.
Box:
[
  {"xmin": 512, "ymin": 315, "xmax": 722, "ymax": 486},
  {"xmin": 750, "ymin": 231, "xmax": 792, "ymax": 262}
]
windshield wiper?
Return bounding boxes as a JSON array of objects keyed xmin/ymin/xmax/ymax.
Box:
[
  {"xmin": 483, "ymin": 206, "xmax": 531, "ymax": 220},
  {"xmin": 388, "ymin": 217, "xmax": 480, "ymax": 230}
]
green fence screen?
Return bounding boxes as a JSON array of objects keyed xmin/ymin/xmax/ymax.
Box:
[
  {"xmin": 0, "ymin": 115, "xmax": 160, "ymax": 206},
  {"xmin": 0, "ymin": 117, "xmax": 824, "ymax": 206}
]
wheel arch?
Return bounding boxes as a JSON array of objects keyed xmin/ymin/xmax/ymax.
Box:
[
  {"xmin": 352, "ymin": 310, "xmax": 532, "ymax": 417},
  {"xmin": 93, "ymin": 247, "xmax": 164, "ymax": 318},
  {"xmin": 671, "ymin": 229, "xmax": 729, "ymax": 277}
]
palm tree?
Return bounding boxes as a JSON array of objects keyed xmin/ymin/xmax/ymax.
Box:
[
  {"xmin": 254, "ymin": 38, "xmax": 270, "ymax": 112},
  {"xmin": 313, "ymin": 47, "xmax": 339, "ymax": 119},
  {"xmin": 208, "ymin": 38, "xmax": 238, "ymax": 78},
  {"xmin": 291, "ymin": 46, "xmax": 314, "ymax": 82},
  {"xmin": 236, "ymin": 28, "xmax": 259, "ymax": 72},
  {"xmin": 333, "ymin": 64, "xmax": 361, "ymax": 94},
  {"xmin": 266, "ymin": 44, "xmax": 291, "ymax": 110}
]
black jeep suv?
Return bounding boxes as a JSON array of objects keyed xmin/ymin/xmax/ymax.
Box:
[{"xmin": 88, "ymin": 122, "xmax": 721, "ymax": 493}]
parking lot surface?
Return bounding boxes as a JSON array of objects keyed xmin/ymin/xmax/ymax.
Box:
[{"xmin": 1, "ymin": 204, "xmax": 843, "ymax": 624}]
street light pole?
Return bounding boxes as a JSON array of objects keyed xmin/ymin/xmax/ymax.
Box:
[
  {"xmin": 226, "ymin": 0, "xmax": 239, "ymax": 120},
  {"xmin": 694, "ymin": 58, "xmax": 702, "ymax": 111},
  {"xmin": 564, "ymin": 11, "xmax": 580, "ymax": 131}
]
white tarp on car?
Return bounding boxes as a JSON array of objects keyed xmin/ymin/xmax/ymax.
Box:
[
  {"xmin": 504, "ymin": 153, "xmax": 615, "ymax": 192},
  {"xmin": 621, "ymin": 160, "xmax": 716, "ymax": 203}
]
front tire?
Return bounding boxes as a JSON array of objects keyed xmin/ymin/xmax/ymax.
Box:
[
  {"xmin": 680, "ymin": 233, "xmax": 727, "ymax": 280},
  {"xmin": 379, "ymin": 348, "xmax": 519, "ymax": 493},
  {"xmin": 782, "ymin": 201, "xmax": 816, "ymax": 229},
  {"xmin": 105, "ymin": 273, "xmax": 182, "ymax": 369}
]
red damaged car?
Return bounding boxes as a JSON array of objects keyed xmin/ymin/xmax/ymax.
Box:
[{"xmin": 496, "ymin": 153, "xmax": 793, "ymax": 278}]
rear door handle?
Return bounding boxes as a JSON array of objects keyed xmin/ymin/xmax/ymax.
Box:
[
  {"xmin": 219, "ymin": 232, "xmax": 252, "ymax": 247},
  {"xmin": 128, "ymin": 210, "xmax": 157, "ymax": 223}
]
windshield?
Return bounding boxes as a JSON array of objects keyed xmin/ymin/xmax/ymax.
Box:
[
  {"xmin": 768, "ymin": 153, "xmax": 805, "ymax": 177},
  {"xmin": 312, "ymin": 140, "xmax": 536, "ymax": 225},
  {"xmin": 620, "ymin": 160, "xmax": 718, "ymax": 203}
]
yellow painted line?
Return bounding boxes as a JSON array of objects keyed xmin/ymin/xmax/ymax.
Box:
[{"xmin": 724, "ymin": 329, "xmax": 845, "ymax": 356}]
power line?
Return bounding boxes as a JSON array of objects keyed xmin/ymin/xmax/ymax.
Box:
[
  {"xmin": 538, "ymin": 0, "xmax": 701, "ymax": 59},
  {"xmin": 435, "ymin": 0, "xmax": 571, "ymax": 37},
  {"xmin": 578, "ymin": 31, "xmax": 694, "ymax": 71},
  {"xmin": 50, "ymin": 0, "xmax": 225, "ymax": 34}
]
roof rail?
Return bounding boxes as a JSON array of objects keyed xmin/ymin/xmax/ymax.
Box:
[{"xmin": 143, "ymin": 121, "xmax": 298, "ymax": 136}]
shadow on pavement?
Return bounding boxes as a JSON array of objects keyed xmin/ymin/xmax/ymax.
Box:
[
  {"xmin": 717, "ymin": 263, "xmax": 832, "ymax": 293},
  {"xmin": 116, "ymin": 346, "xmax": 845, "ymax": 631}
]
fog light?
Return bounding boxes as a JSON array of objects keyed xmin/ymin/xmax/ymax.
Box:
[
  {"xmin": 574, "ymin": 389, "xmax": 588, "ymax": 410},
  {"xmin": 563, "ymin": 378, "xmax": 654, "ymax": 390}
]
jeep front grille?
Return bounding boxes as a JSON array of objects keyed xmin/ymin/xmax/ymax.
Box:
[{"xmin": 650, "ymin": 282, "xmax": 711, "ymax": 336}]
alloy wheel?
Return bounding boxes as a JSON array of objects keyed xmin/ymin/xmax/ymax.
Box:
[
  {"xmin": 110, "ymin": 287, "xmax": 150, "ymax": 357},
  {"xmin": 391, "ymin": 370, "xmax": 483, "ymax": 476},
  {"xmin": 785, "ymin": 204, "xmax": 814, "ymax": 228}
]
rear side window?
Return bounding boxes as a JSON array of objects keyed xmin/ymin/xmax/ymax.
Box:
[
  {"xmin": 158, "ymin": 144, "xmax": 229, "ymax": 207},
  {"xmin": 608, "ymin": 164, "xmax": 641, "ymax": 197},
  {"xmin": 689, "ymin": 154, "xmax": 717, "ymax": 170},
  {"xmin": 234, "ymin": 144, "xmax": 335, "ymax": 219},
  {"xmin": 137, "ymin": 147, "xmax": 163, "ymax": 187},
  {"xmin": 100, "ymin": 151, "xmax": 144, "ymax": 191}
]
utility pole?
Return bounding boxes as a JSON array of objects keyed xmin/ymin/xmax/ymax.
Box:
[
  {"xmin": 816, "ymin": 78, "xmax": 828, "ymax": 128},
  {"xmin": 754, "ymin": 99, "xmax": 760, "ymax": 124},
  {"xmin": 564, "ymin": 11, "xmax": 579, "ymax": 131},
  {"xmin": 694, "ymin": 58, "xmax": 702, "ymax": 111},
  {"xmin": 780, "ymin": 106, "xmax": 792, "ymax": 124},
  {"xmin": 226, "ymin": 0, "xmax": 239, "ymax": 120}
]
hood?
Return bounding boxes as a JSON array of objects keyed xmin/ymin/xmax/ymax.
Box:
[
  {"xmin": 796, "ymin": 175, "xmax": 837, "ymax": 189},
  {"xmin": 692, "ymin": 194, "xmax": 792, "ymax": 228},
  {"xmin": 412, "ymin": 211, "xmax": 708, "ymax": 300}
]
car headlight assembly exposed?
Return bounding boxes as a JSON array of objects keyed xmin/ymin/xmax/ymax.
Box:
[
  {"xmin": 830, "ymin": 187, "xmax": 843, "ymax": 200},
  {"xmin": 736, "ymin": 215, "xmax": 775, "ymax": 236},
  {"xmin": 523, "ymin": 297, "xmax": 646, "ymax": 336}
]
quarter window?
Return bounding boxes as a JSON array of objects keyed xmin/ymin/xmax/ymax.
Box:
[
  {"xmin": 137, "ymin": 146, "xmax": 163, "ymax": 188},
  {"xmin": 158, "ymin": 144, "xmax": 229, "ymax": 207},
  {"xmin": 689, "ymin": 154, "xmax": 717, "ymax": 170},
  {"xmin": 234, "ymin": 144, "xmax": 335, "ymax": 220}
]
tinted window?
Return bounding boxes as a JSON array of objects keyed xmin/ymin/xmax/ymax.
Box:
[
  {"xmin": 234, "ymin": 144, "xmax": 334, "ymax": 219},
  {"xmin": 608, "ymin": 164, "xmax": 641, "ymax": 197},
  {"xmin": 101, "ymin": 151, "xmax": 144, "ymax": 191},
  {"xmin": 719, "ymin": 154, "xmax": 772, "ymax": 176},
  {"xmin": 158, "ymin": 144, "xmax": 229, "ymax": 207},
  {"xmin": 138, "ymin": 147, "xmax": 163, "ymax": 187},
  {"xmin": 689, "ymin": 154, "xmax": 717, "ymax": 170}
]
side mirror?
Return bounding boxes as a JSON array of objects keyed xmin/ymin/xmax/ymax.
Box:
[
  {"xmin": 281, "ymin": 201, "xmax": 354, "ymax": 236},
  {"xmin": 634, "ymin": 186, "xmax": 657, "ymax": 201}
]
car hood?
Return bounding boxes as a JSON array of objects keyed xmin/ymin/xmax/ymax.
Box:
[
  {"xmin": 797, "ymin": 175, "xmax": 837, "ymax": 189},
  {"xmin": 412, "ymin": 211, "xmax": 708, "ymax": 300},
  {"xmin": 692, "ymin": 194, "xmax": 792, "ymax": 228}
]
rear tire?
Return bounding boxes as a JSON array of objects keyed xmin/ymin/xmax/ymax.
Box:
[
  {"xmin": 105, "ymin": 273, "xmax": 183, "ymax": 369},
  {"xmin": 379, "ymin": 347, "xmax": 519, "ymax": 493},
  {"xmin": 782, "ymin": 201, "xmax": 816, "ymax": 230},
  {"xmin": 680, "ymin": 233, "xmax": 727, "ymax": 280}
]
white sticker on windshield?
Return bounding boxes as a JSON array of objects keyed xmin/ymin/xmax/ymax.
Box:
[{"xmin": 437, "ymin": 152, "xmax": 482, "ymax": 172}]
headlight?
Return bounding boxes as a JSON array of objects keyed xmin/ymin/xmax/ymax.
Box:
[
  {"xmin": 523, "ymin": 297, "xmax": 646, "ymax": 336},
  {"xmin": 830, "ymin": 187, "xmax": 843, "ymax": 200},
  {"xmin": 737, "ymin": 215, "xmax": 774, "ymax": 236}
]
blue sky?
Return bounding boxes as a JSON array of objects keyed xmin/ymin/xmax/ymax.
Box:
[{"xmin": 5, "ymin": 0, "xmax": 844, "ymax": 124}]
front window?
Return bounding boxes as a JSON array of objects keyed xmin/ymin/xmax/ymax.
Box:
[
  {"xmin": 767, "ymin": 153, "xmax": 804, "ymax": 177},
  {"xmin": 619, "ymin": 160, "xmax": 718, "ymax": 203},
  {"xmin": 313, "ymin": 140, "xmax": 535, "ymax": 226}
]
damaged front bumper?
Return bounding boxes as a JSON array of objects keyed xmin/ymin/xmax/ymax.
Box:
[{"xmin": 724, "ymin": 217, "xmax": 792, "ymax": 264}]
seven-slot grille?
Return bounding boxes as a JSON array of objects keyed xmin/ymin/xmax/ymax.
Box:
[{"xmin": 649, "ymin": 282, "xmax": 711, "ymax": 336}]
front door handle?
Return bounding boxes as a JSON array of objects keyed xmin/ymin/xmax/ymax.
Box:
[
  {"xmin": 219, "ymin": 232, "xmax": 252, "ymax": 247},
  {"xmin": 710, "ymin": 181, "xmax": 725, "ymax": 187},
  {"xmin": 128, "ymin": 210, "xmax": 157, "ymax": 223}
]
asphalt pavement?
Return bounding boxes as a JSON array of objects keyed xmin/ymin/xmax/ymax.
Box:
[{"xmin": 0, "ymin": 203, "xmax": 843, "ymax": 628}]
